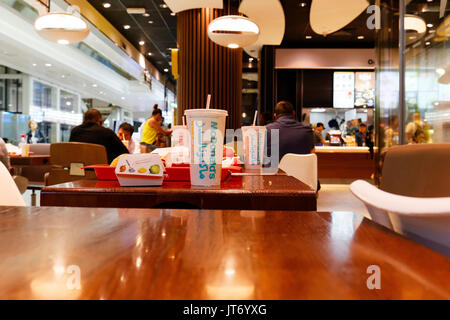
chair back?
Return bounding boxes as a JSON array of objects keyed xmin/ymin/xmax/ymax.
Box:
[
  {"xmin": 44, "ymin": 142, "xmax": 107, "ymax": 186},
  {"xmin": 350, "ymin": 180, "xmax": 450, "ymax": 256},
  {"xmin": 279, "ymin": 153, "xmax": 318, "ymax": 191},
  {"xmin": 0, "ymin": 162, "xmax": 26, "ymax": 206},
  {"xmin": 381, "ymin": 143, "xmax": 450, "ymax": 197},
  {"xmin": 29, "ymin": 143, "xmax": 50, "ymax": 155}
]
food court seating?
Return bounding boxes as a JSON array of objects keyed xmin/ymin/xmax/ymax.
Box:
[
  {"xmin": 44, "ymin": 142, "xmax": 108, "ymax": 186},
  {"xmin": 0, "ymin": 162, "xmax": 26, "ymax": 207},
  {"xmin": 351, "ymin": 143, "xmax": 450, "ymax": 256},
  {"xmin": 279, "ymin": 153, "xmax": 318, "ymax": 192},
  {"xmin": 380, "ymin": 143, "xmax": 450, "ymax": 197},
  {"xmin": 350, "ymin": 180, "xmax": 450, "ymax": 256}
]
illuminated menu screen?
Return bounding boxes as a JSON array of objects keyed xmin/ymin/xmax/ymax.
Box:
[
  {"xmin": 354, "ymin": 72, "xmax": 375, "ymax": 107},
  {"xmin": 333, "ymin": 72, "xmax": 355, "ymax": 108}
]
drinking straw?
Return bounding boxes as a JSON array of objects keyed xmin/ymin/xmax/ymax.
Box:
[
  {"xmin": 182, "ymin": 115, "xmax": 186, "ymax": 126},
  {"xmin": 253, "ymin": 110, "xmax": 258, "ymax": 126},
  {"xmin": 206, "ymin": 94, "xmax": 211, "ymax": 109}
]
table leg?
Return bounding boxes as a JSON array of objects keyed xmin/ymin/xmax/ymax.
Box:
[{"xmin": 31, "ymin": 190, "xmax": 36, "ymax": 206}]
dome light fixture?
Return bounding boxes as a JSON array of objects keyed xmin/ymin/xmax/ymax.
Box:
[
  {"xmin": 207, "ymin": 15, "xmax": 259, "ymax": 49},
  {"xmin": 34, "ymin": 12, "xmax": 90, "ymax": 45},
  {"xmin": 404, "ymin": 14, "xmax": 426, "ymax": 45}
]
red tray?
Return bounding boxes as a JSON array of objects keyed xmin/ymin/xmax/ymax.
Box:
[
  {"xmin": 83, "ymin": 165, "xmax": 117, "ymax": 180},
  {"xmin": 165, "ymin": 166, "xmax": 242, "ymax": 182}
]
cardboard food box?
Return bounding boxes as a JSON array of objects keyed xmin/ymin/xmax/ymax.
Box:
[{"xmin": 115, "ymin": 154, "xmax": 164, "ymax": 187}]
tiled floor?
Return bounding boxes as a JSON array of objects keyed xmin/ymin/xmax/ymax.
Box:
[
  {"xmin": 317, "ymin": 184, "xmax": 370, "ymax": 219},
  {"xmin": 22, "ymin": 184, "xmax": 370, "ymax": 219}
]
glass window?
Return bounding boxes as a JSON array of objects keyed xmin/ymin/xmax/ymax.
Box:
[
  {"xmin": 404, "ymin": 0, "xmax": 449, "ymax": 144},
  {"xmin": 0, "ymin": 78, "xmax": 23, "ymax": 112},
  {"xmin": 60, "ymin": 90, "xmax": 78, "ymax": 112},
  {"xmin": 33, "ymin": 81, "xmax": 54, "ymax": 109}
]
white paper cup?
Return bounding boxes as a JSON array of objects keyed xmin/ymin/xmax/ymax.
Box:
[
  {"xmin": 171, "ymin": 125, "xmax": 190, "ymax": 147},
  {"xmin": 185, "ymin": 108, "xmax": 228, "ymax": 187},
  {"xmin": 242, "ymin": 126, "xmax": 266, "ymax": 172}
]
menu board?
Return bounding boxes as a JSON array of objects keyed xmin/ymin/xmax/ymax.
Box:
[
  {"xmin": 333, "ymin": 72, "xmax": 355, "ymax": 108},
  {"xmin": 354, "ymin": 72, "xmax": 375, "ymax": 107}
]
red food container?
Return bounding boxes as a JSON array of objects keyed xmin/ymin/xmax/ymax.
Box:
[
  {"xmin": 83, "ymin": 165, "xmax": 118, "ymax": 180},
  {"xmin": 164, "ymin": 165, "xmax": 242, "ymax": 182}
]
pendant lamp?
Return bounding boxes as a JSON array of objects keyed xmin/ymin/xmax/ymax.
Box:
[
  {"xmin": 207, "ymin": 15, "xmax": 259, "ymax": 48},
  {"xmin": 34, "ymin": 3, "xmax": 90, "ymax": 45}
]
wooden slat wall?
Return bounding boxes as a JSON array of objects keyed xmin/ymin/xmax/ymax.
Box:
[{"xmin": 177, "ymin": 8, "xmax": 243, "ymax": 129}]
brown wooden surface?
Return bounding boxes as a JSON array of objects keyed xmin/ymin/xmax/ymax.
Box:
[
  {"xmin": 9, "ymin": 155, "xmax": 50, "ymax": 167},
  {"xmin": 0, "ymin": 206, "xmax": 448, "ymax": 299},
  {"xmin": 40, "ymin": 174, "xmax": 317, "ymax": 211},
  {"xmin": 177, "ymin": 8, "xmax": 242, "ymax": 129},
  {"xmin": 317, "ymin": 152, "xmax": 375, "ymax": 179}
]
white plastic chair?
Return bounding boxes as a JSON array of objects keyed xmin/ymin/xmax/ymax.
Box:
[
  {"xmin": 350, "ymin": 180, "xmax": 450, "ymax": 256},
  {"xmin": 0, "ymin": 162, "xmax": 26, "ymax": 207},
  {"xmin": 279, "ymin": 153, "xmax": 318, "ymax": 191}
]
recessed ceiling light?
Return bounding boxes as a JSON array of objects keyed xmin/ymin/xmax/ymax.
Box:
[
  {"xmin": 425, "ymin": 41, "xmax": 431, "ymax": 45},
  {"xmin": 45, "ymin": 63, "xmax": 52, "ymax": 67},
  {"xmin": 427, "ymin": 0, "xmax": 433, "ymax": 2},
  {"xmin": 123, "ymin": 25, "xmax": 130, "ymax": 30},
  {"xmin": 163, "ymin": 68, "xmax": 169, "ymax": 72},
  {"xmin": 305, "ymin": 35, "xmax": 312, "ymax": 39},
  {"xmin": 249, "ymin": 57, "xmax": 254, "ymax": 62},
  {"xmin": 99, "ymin": 91, "xmax": 103, "ymax": 94},
  {"xmin": 299, "ymin": 2, "xmax": 307, "ymax": 7},
  {"xmin": 92, "ymin": 84, "xmax": 98, "ymax": 87},
  {"xmin": 148, "ymin": 20, "xmax": 154, "ymax": 24},
  {"xmin": 357, "ymin": 35, "xmax": 365, "ymax": 40},
  {"xmin": 102, "ymin": 2, "xmax": 111, "ymax": 8},
  {"xmin": 61, "ymin": 75, "xmax": 65, "ymax": 78},
  {"xmin": 170, "ymin": 12, "xmax": 176, "ymax": 16},
  {"xmin": 143, "ymin": 13, "xmax": 150, "ymax": 17},
  {"xmin": 148, "ymin": 52, "xmax": 153, "ymax": 56},
  {"xmin": 139, "ymin": 40, "xmax": 145, "ymax": 45},
  {"xmin": 160, "ymin": 4, "xmax": 168, "ymax": 8},
  {"xmin": 426, "ymin": 23, "xmax": 433, "ymax": 28},
  {"xmin": 66, "ymin": 101, "xmax": 72, "ymax": 106},
  {"xmin": 32, "ymin": 63, "xmax": 37, "ymax": 67}
]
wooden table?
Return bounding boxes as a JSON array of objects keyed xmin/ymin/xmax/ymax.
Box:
[
  {"xmin": 9, "ymin": 154, "xmax": 50, "ymax": 167},
  {"xmin": 41, "ymin": 173, "xmax": 317, "ymax": 211},
  {"xmin": 0, "ymin": 206, "xmax": 448, "ymax": 299}
]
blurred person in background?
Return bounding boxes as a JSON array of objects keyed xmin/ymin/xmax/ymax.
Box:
[
  {"xmin": 259, "ymin": 112, "xmax": 273, "ymax": 126},
  {"xmin": 117, "ymin": 122, "xmax": 139, "ymax": 154},
  {"xmin": 313, "ymin": 123, "xmax": 326, "ymax": 146},
  {"xmin": 26, "ymin": 120, "xmax": 46, "ymax": 144},
  {"xmin": 70, "ymin": 109, "xmax": 128, "ymax": 163},
  {"xmin": 0, "ymin": 137, "xmax": 10, "ymax": 170},
  {"xmin": 140, "ymin": 105, "xmax": 172, "ymax": 153}
]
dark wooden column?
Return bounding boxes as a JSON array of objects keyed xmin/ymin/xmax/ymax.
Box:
[{"xmin": 177, "ymin": 8, "xmax": 243, "ymax": 129}]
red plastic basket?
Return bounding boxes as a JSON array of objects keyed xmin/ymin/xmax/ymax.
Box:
[{"xmin": 83, "ymin": 165, "xmax": 117, "ymax": 180}]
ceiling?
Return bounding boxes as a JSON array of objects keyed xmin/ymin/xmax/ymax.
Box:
[
  {"xmin": 88, "ymin": 0, "xmax": 380, "ymax": 78},
  {"xmin": 279, "ymin": 0, "xmax": 376, "ymax": 48},
  {"xmin": 87, "ymin": 0, "xmax": 177, "ymax": 81}
]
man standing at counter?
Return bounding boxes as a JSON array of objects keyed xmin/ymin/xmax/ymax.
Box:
[
  {"xmin": 313, "ymin": 123, "xmax": 326, "ymax": 146},
  {"xmin": 266, "ymin": 101, "xmax": 314, "ymax": 161},
  {"xmin": 355, "ymin": 123, "xmax": 367, "ymax": 147}
]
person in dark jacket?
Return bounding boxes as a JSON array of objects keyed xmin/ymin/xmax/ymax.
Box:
[
  {"xmin": 69, "ymin": 109, "xmax": 128, "ymax": 163},
  {"xmin": 26, "ymin": 120, "xmax": 47, "ymax": 144},
  {"xmin": 266, "ymin": 101, "xmax": 314, "ymax": 161}
]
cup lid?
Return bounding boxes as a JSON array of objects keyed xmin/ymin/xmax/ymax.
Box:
[{"xmin": 184, "ymin": 108, "xmax": 228, "ymax": 117}]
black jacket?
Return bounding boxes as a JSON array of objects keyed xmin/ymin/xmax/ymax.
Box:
[
  {"xmin": 26, "ymin": 129, "xmax": 47, "ymax": 144},
  {"xmin": 69, "ymin": 122, "xmax": 128, "ymax": 163}
]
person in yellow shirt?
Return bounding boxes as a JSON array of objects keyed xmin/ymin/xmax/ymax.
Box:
[{"xmin": 140, "ymin": 105, "xmax": 172, "ymax": 153}]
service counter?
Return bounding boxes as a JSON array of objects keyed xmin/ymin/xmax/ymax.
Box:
[{"xmin": 315, "ymin": 146, "xmax": 377, "ymax": 179}]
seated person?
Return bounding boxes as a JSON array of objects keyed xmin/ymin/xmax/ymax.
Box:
[
  {"xmin": 69, "ymin": 109, "xmax": 128, "ymax": 163},
  {"xmin": 117, "ymin": 122, "xmax": 139, "ymax": 154},
  {"xmin": 0, "ymin": 137, "xmax": 10, "ymax": 170},
  {"xmin": 355, "ymin": 123, "xmax": 367, "ymax": 147},
  {"xmin": 266, "ymin": 101, "xmax": 314, "ymax": 161},
  {"xmin": 313, "ymin": 122, "xmax": 326, "ymax": 146},
  {"xmin": 140, "ymin": 106, "xmax": 172, "ymax": 153},
  {"xmin": 26, "ymin": 120, "xmax": 47, "ymax": 144}
]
